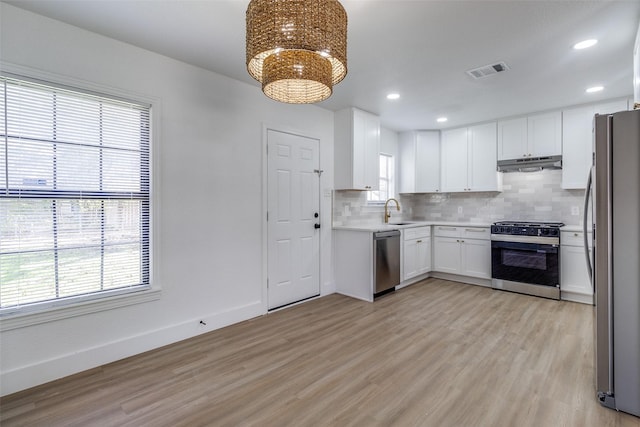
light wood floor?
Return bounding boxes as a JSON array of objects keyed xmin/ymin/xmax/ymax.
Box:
[{"xmin": 1, "ymin": 278, "xmax": 639, "ymax": 427}]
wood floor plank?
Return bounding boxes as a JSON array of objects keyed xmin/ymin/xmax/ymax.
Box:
[{"xmin": 1, "ymin": 278, "xmax": 639, "ymax": 426}]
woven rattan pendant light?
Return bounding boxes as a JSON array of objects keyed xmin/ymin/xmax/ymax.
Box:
[{"xmin": 246, "ymin": 0, "xmax": 347, "ymax": 104}]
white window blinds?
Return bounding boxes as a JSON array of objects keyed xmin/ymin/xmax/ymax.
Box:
[{"xmin": 0, "ymin": 75, "xmax": 151, "ymax": 314}]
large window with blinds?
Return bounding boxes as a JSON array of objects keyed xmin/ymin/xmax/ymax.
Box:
[{"xmin": 0, "ymin": 75, "xmax": 151, "ymax": 315}]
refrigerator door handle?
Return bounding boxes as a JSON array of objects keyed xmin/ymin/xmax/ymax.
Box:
[{"xmin": 583, "ymin": 166, "xmax": 593, "ymax": 286}]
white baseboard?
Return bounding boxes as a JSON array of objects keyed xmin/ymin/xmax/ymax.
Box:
[
  {"xmin": 429, "ymin": 272, "xmax": 492, "ymax": 287},
  {"xmin": 397, "ymin": 273, "xmax": 430, "ymax": 289},
  {"xmin": 0, "ymin": 301, "xmax": 264, "ymax": 396},
  {"xmin": 561, "ymin": 291, "xmax": 594, "ymax": 305},
  {"xmin": 322, "ymin": 279, "xmax": 336, "ymax": 296}
]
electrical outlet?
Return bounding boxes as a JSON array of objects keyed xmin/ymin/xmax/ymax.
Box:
[
  {"xmin": 571, "ymin": 206, "xmax": 580, "ymax": 216},
  {"xmin": 457, "ymin": 206, "xmax": 463, "ymax": 214}
]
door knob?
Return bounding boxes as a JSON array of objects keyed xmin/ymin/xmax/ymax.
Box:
[
  {"xmin": 314, "ymin": 212, "xmax": 319, "ymax": 218},
  {"xmin": 314, "ymin": 223, "xmax": 321, "ymax": 229}
]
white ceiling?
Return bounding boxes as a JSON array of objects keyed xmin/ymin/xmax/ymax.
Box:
[{"xmin": 5, "ymin": 0, "xmax": 639, "ymax": 131}]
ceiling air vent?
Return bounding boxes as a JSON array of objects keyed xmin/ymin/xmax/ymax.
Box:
[{"xmin": 466, "ymin": 62, "xmax": 510, "ymax": 79}]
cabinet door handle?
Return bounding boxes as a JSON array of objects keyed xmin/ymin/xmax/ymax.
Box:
[
  {"xmin": 416, "ymin": 240, "xmax": 422, "ymax": 243},
  {"xmin": 439, "ymin": 227, "xmax": 456, "ymax": 231},
  {"xmin": 465, "ymin": 228, "xmax": 485, "ymax": 232},
  {"xmin": 574, "ymin": 233, "xmax": 579, "ymax": 237}
]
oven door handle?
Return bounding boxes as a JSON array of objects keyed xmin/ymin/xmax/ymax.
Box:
[{"xmin": 491, "ymin": 240, "xmax": 558, "ymax": 253}]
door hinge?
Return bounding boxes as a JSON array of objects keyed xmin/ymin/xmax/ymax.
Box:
[
  {"xmin": 266, "ymin": 211, "xmax": 269, "ymax": 221},
  {"xmin": 267, "ymin": 278, "xmax": 269, "ymax": 288}
]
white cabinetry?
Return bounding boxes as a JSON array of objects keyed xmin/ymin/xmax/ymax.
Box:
[
  {"xmin": 497, "ymin": 117, "xmax": 527, "ymax": 160},
  {"xmin": 560, "ymin": 230, "xmax": 593, "ymax": 304},
  {"xmin": 334, "ymin": 229, "xmax": 375, "ymax": 302},
  {"xmin": 562, "ymin": 99, "xmax": 629, "ymax": 189},
  {"xmin": 432, "ymin": 226, "xmax": 491, "ymax": 279},
  {"xmin": 403, "ymin": 226, "xmax": 431, "ymax": 280},
  {"xmin": 441, "ymin": 122, "xmax": 501, "ymax": 193},
  {"xmin": 497, "ymin": 111, "xmax": 562, "ymax": 160},
  {"xmin": 334, "ymin": 108, "xmax": 380, "ymax": 190},
  {"xmin": 399, "ymin": 131, "xmax": 440, "ymax": 193}
]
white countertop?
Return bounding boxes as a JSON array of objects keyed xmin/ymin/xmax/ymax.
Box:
[
  {"xmin": 333, "ymin": 221, "xmax": 492, "ymax": 232},
  {"xmin": 560, "ymin": 225, "xmax": 589, "ymax": 232}
]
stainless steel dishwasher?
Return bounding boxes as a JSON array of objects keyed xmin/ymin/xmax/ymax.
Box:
[{"xmin": 373, "ymin": 230, "xmax": 401, "ymax": 296}]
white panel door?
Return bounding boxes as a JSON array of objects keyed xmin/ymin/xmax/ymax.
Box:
[{"xmin": 267, "ymin": 129, "xmax": 320, "ymax": 310}]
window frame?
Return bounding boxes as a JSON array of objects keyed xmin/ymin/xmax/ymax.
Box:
[
  {"xmin": 0, "ymin": 64, "xmax": 160, "ymax": 331},
  {"xmin": 367, "ymin": 152, "xmax": 395, "ymax": 205}
]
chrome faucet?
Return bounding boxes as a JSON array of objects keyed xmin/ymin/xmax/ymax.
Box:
[{"xmin": 384, "ymin": 198, "xmax": 400, "ymax": 223}]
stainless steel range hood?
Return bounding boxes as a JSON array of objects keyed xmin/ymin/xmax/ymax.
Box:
[{"xmin": 497, "ymin": 155, "xmax": 562, "ymax": 172}]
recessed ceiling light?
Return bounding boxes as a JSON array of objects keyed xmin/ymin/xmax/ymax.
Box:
[
  {"xmin": 437, "ymin": 117, "xmax": 448, "ymax": 123},
  {"xmin": 573, "ymin": 39, "xmax": 598, "ymax": 50},
  {"xmin": 586, "ymin": 86, "xmax": 604, "ymax": 93},
  {"xmin": 386, "ymin": 93, "xmax": 400, "ymax": 100}
]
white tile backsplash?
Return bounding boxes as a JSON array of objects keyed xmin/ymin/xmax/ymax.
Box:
[{"xmin": 333, "ymin": 169, "xmax": 585, "ymax": 226}]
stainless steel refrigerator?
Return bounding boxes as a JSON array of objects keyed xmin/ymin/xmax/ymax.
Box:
[{"xmin": 584, "ymin": 108, "xmax": 640, "ymax": 417}]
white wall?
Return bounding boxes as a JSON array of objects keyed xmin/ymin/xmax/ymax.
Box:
[{"xmin": 0, "ymin": 3, "xmax": 335, "ymax": 395}]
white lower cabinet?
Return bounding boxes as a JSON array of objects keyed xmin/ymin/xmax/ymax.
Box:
[
  {"xmin": 432, "ymin": 226, "xmax": 491, "ymax": 279},
  {"xmin": 561, "ymin": 230, "xmax": 593, "ymax": 304},
  {"xmin": 433, "ymin": 237, "xmax": 461, "ymax": 274},
  {"xmin": 461, "ymin": 238, "xmax": 491, "ymax": 278},
  {"xmin": 403, "ymin": 226, "xmax": 431, "ymax": 280}
]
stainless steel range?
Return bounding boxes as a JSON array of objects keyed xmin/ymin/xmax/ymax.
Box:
[{"xmin": 490, "ymin": 221, "xmax": 564, "ymax": 299}]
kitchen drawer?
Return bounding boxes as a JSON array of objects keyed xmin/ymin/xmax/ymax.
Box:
[
  {"xmin": 404, "ymin": 226, "xmax": 430, "ymax": 240},
  {"xmin": 433, "ymin": 225, "xmax": 460, "ymax": 238},
  {"xmin": 460, "ymin": 227, "xmax": 490, "ymax": 240},
  {"xmin": 561, "ymin": 231, "xmax": 592, "ymax": 248}
]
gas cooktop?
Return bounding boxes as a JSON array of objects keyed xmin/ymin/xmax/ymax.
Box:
[
  {"xmin": 491, "ymin": 221, "xmax": 565, "ymax": 237},
  {"xmin": 493, "ymin": 221, "xmax": 565, "ymax": 228}
]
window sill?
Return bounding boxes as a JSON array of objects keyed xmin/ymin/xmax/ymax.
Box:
[{"xmin": 0, "ymin": 288, "xmax": 161, "ymax": 331}]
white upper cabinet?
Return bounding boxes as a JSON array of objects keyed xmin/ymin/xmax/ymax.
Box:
[
  {"xmin": 399, "ymin": 131, "xmax": 440, "ymax": 193},
  {"xmin": 441, "ymin": 122, "xmax": 500, "ymax": 192},
  {"xmin": 562, "ymin": 99, "xmax": 628, "ymax": 189},
  {"xmin": 334, "ymin": 108, "xmax": 380, "ymax": 190},
  {"xmin": 497, "ymin": 117, "xmax": 527, "ymax": 160},
  {"xmin": 468, "ymin": 122, "xmax": 500, "ymax": 191},
  {"xmin": 441, "ymin": 127, "xmax": 469, "ymax": 192},
  {"xmin": 561, "ymin": 105, "xmax": 593, "ymax": 189},
  {"xmin": 497, "ymin": 112, "xmax": 561, "ymax": 160},
  {"xmin": 527, "ymin": 111, "xmax": 562, "ymax": 157},
  {"xmin": 415, "ymin": 131, "xmax": 441, "ymax": 193}
]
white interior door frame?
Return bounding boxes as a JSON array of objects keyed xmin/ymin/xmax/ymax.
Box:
[{"xmin": 261, "ymin": 123, "xmax": 323, "ymax": 312}]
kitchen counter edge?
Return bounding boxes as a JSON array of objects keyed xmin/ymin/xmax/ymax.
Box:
[{"xmin": 333, "ymin": 222, "xmax": 492, "ymax": 232}]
